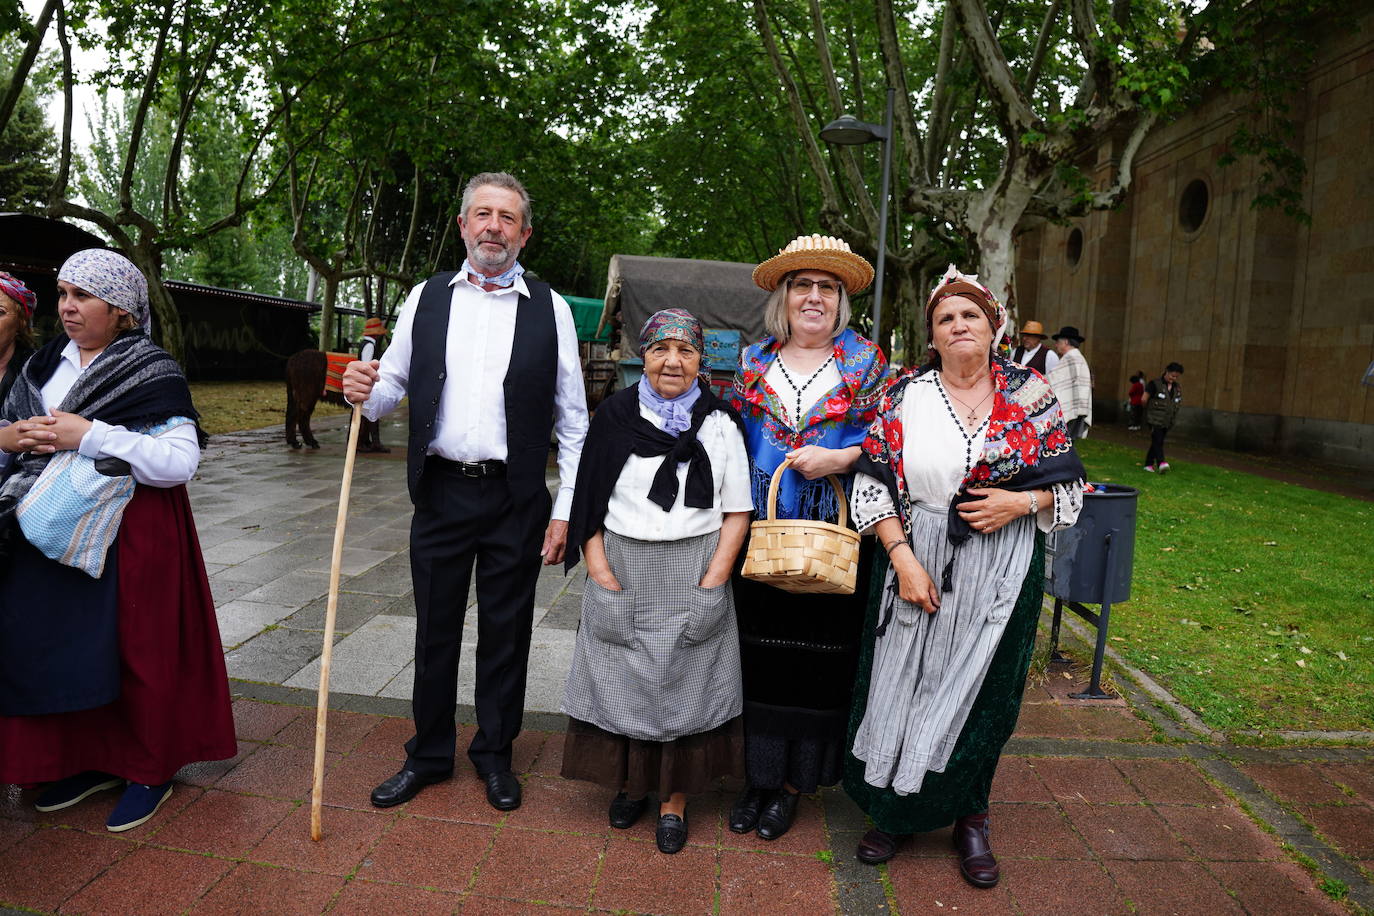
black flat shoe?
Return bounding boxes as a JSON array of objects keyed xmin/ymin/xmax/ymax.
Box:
[
  {"xmin": 370, "ymin": 769, "xmax": 448, "ymax": 808},
  {"xmin": 656, "ymin": 812, "xmax": 688, "ymax": 854},
  {"xmin": 953, "ymin": 813, "xmax": 999, "ymax": 888},
  {"xmin": 608, "ymin": 792, "xmax": 648, "ymax": 829},
  {"xmin": 856, "ymin": 827, "xmax": 903, "ymax": 865},
  {"xmin": 481, "ymin": 770, "xmax": 522, "ymax": 811},
  {"xmin": 756, "ymin": 789, "xmax": 800, "ymax": 840},
  {"xmin": 728, "ymin": 786, "xmax": 768, "ymax": 834}
]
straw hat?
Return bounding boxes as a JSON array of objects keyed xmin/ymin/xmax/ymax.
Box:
[
  {"xmin": 1019, "ymin": 320, "xmax": 1046, "ymax": 338},
  {"xmin": 363, "ymin": 316, "xmax": 389, "ymax": 338},
  {"xmin": 752, "ymin": 234, "xmax": 874, "ymax": 294}
]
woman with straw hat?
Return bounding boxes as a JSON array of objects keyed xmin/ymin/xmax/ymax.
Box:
[
  {"xmin": 843, "ymin": 266, "xmax": 1085, "ymax": 885},
  {"xmin": 727, "ymin": 234, "xmax": 888, "ymax": 841}
]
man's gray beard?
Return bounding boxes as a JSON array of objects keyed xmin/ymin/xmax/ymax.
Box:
[{"xmin": 465, "ymin": 239, "xmax": 514, "ymax": 275}]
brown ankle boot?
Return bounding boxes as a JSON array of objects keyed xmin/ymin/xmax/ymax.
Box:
[{"xmin": 953, "ymin": 812, "xmax": 999, "ymax": 888}]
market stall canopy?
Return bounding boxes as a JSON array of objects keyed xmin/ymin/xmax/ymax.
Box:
[{"xmin": 599, "ymin": 254, "xmax": 769, "ymax": 354}]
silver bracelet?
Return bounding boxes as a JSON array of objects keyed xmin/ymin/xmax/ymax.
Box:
[{"xmin": 1026, "ymin": 491, "xmax": 1039, "ymax": 516}]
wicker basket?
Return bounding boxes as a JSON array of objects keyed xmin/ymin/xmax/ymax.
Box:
[{"xmin": 740, "ymin": 457, "xmax": 860, "ymax": 595}]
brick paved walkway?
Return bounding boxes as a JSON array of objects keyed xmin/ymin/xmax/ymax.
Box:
[{"xmin": 0, "ymin": 415, "xmax": 1368, "ymax": 915}]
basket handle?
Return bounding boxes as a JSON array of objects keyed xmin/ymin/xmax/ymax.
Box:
[{"xmin": 765, "ymin": 455, "xmax": 850, "ymax": 528}]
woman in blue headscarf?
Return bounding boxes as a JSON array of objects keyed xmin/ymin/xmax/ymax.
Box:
[
  {"xmin": 561, "ymin": 308, "xmax": 753, "ymax": 854},
  {"xmin": 0, "ymin": 249, "xmax": 236, "ymax": 833}
]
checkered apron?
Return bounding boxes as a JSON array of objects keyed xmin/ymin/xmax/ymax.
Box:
[{"xmin": 561, "ymin": 529, "xmax": 743, "ymax": 742}]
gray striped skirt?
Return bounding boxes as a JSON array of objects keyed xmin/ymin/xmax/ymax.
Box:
[
  {"xmin": 851, "ymin": 501, "xmax": 1035, "ymax": 796},
  {"xmin": 561, "ymin": 529, "xmax": 743, "ymax": 742}
]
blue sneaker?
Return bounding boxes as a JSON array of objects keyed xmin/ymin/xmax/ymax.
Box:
[
  {"xmin": 34, "ymin": 771, "xmax": 123, "ymax": 812},
  {"xmin": 106, "ymin": 781, "xmax": 174, "ymax": 833}
]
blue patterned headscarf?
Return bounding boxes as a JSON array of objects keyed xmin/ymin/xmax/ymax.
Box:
[{"xmin": 58, "ymin": 248, "xmax": 151, "ymax": 334}]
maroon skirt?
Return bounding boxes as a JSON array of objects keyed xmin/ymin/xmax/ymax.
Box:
[
  {"xmin": 0, "ymin": 485, "xmax": 237, "ymax": 785},
  {"xmin": 561, "ymin": 715, "xmax": 744, "ymax": 799}
]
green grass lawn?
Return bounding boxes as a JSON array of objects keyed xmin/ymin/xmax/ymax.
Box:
[
  {"xmin": 190, "ymin": 380, "xmax": 347, "ymax": 436},
  {"xmin": 1074, "ymin": 437, "xmax": 1374, "ymax": 737}
]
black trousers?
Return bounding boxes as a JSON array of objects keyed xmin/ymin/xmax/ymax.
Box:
[
  {"xmin": 403, "ymin": 461, "xmax": 550, "ymax": 777},
  {"xmin": 1144, "ymin": 425, "xmax": 1169, "ymax": 467}
]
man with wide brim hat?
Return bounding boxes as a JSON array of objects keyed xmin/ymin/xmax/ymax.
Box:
[
  {"xmin": 1011, "ymin": 319, "xmax": 1057, "ymax": 375},
  {"xmin": 1048, "ymin": 326, "xmax": 1092, "ymax": 439},
  {"xmin": 357, "ymin": 317, "xmax": 390, "ymax": 452},
  {"xmin": 363, "ymin": 316, "xmax": 389, "ymax": 339}
]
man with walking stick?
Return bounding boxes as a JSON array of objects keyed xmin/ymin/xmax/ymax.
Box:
[{"xmin": 342, "ymin": 172, "xmax": 588, "ymax": 812}]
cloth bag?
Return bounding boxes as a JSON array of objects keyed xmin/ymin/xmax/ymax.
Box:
[{"xmin": 15, "ymin": 451, "xmax": 135, "ymax": 578}]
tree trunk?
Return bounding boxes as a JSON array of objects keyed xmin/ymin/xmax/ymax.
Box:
[
  {"xmin": 127, "ymin": 246, "xmax": 185, "ymax": 365},
  {"xmin": 316, "ymin": 274, "xmax": 339, "ymax": 351}
]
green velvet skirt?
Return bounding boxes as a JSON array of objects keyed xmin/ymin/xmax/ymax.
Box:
[{"xmin": 842, "ymin": 532, "xmax": 1045, "ymax": 834}]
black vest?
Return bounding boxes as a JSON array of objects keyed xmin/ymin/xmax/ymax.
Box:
[
  {"xmin": 1013, "ymin": 344, "xmax": 1050, "ymax": 374},
  {"xmin": 406, "ymin": 273, "xmax": 558, "ymax": 503}
]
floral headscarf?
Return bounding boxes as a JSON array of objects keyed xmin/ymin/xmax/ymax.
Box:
[
  {"xmin": 0, "ymin": 272, "xmax": 36, "ymax": 318},
  {"xmin": 58, "ymin": 249, "xmax": 151, "ymax": 334},
  {"xmin": 924, "ymin": 264, "xmax": 1008, "ymax": 354},
  {"xmin": 638, "ymin": 307, "xmax": 704, "ymax": 355}
]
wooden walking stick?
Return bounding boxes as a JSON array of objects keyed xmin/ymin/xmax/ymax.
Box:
[{"xmin": 311, "ymin": 342, "xmax": 375, "ymax": 842}]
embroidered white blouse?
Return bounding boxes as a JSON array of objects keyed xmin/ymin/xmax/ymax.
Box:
[
  {"xmin": 601, "ymin": 404, "xmax": 754, "ymax": 542},
  {"xmin": 850, "ymin": 373, "xmax": 1081, "ymax": 535},
  {"xmin": 764, "ymin": 357, "xmax": 841, "ymax": 430}
]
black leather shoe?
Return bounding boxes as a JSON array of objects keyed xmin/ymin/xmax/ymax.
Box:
[
  {"xmin": 481, "ymin": 770, "xmax": 522, "ymax": 811},
  {"xmin": 953, "ymin": 812, "xmax": 999, "ymax": 888},
  {"xmin": 856, "ymin": 827, "xmax": 903, "ymax": 865},
  {"xmin": 608, "ymin": 792, "xmax": 648, "ymax": 829},
  {"xmin": 756, "ymin": 789, "xmax": 800, "ymax": 840},
  {"xmin": 370, "ymin": 769, "xmax": 447, "ymax": 808},
  {"xmin": 728, "ymin": 786, "xmax": 768, "ymax": 834},
  {"xmin": 656, "ymin": 812, "xmax": 688, "ymax": 854}
]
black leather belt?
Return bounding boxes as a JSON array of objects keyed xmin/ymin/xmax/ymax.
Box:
[{"xmin": 432, "ymin": 457, "xmax": 506, "ymax": 478}]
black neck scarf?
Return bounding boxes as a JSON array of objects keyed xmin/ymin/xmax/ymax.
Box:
[{"xmin": 565, "ymin": 378, "xmax": 745, "ymax": 571}]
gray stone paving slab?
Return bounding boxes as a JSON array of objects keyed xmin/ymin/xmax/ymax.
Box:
[
  {"xmin": 283, "ymin": 614, "xmax": 418, "ymax": 692},
  {"xmin": 299, "ymin": 546, "xmax": 393, "ymax": 577},
  {"xmin": 208, "ymin": 575, "xmax": 263, "ymax": 607},
  {"xmin": 283, "ymin": 590, "xmax": 403, "ymax": 632},
  {"xmin": 211, "ymin": 549, "xmax": 317, "ymax": 586},
  {"xmin": 344, "ymin": 556, "xmax": 414, "ymax": 596},
  {"xmin": 237, "ymin": 569, "xmax": 331, "ymax": 608},
  {"xmin": 215, "ymin": 599, "xmax": 297, "ymax": 647},
  {"xmin": 199, "ymin": 536, "xmax": 286, "ymax": 565},
  {"xmin": 224, "ymin": 625, "xmax": 338, "ymax": 683}
]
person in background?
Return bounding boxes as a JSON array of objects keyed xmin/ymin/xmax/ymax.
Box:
[
  {"xmin": 560, "ymin": 308, "xmax": 751, "ymax": 854},
  {"xmin": 357, "ymin": 316, "xmax": 389, "ymax": 453},
  {"xmin": 0, "ymin": 248, "xmax": 236, "ymax": 832},
  {"xmin": 1127, "ymin": 371, "xmax": 1146, "ymax": 430},
  {"xmin": 1009, "ymin": 320, "xmax": 1058, "ymax": 375},
  {"xmin": 1047, "ymin": 326, "xmax": 1092, "ymax": 439},
  {"xmin": 728, "ymin": 234, "xmax": 888, "ymax": 842},
  {"xmin": 845, "ymin": 266, "xmax": 1084, "ymax": 884},
  {"xmin": 1143, "ymin": 362, "xmax": 1184, "ymax": 473},
  {"xmin": 0, "ymin": 272, "xmax": 37, "ymax": 404}
]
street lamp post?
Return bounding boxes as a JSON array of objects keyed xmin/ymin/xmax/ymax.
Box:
[{"xmin": 820, "ymin": 87, "xmax": 895, "ymax": 355}]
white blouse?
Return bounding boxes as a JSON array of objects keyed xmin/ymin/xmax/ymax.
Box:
[
  {"xmin": 9, "ymin": 340, "xmax": 201, "ymax": 487},
  {"xmin": 851, "ymin": 373, "xmax": 1081, "ymax": 535},
  {"xmin": 602, "ymin": 405, "xmax": 754, "ymax": 542},
  {"xmin": 765, "ymin": 356, "xmax": 841, "ymax": 429}
]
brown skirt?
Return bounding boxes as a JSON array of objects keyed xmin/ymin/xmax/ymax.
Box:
[{"xmin": 561, "ymin": 715, "xmax": 744, "ymax": 799}]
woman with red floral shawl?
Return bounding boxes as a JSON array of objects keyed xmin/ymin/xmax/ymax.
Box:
[{"xmin": 843, "ymin": 266, "xmax": 1084, "ymax": 886}]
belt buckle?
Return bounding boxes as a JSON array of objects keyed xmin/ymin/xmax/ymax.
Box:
[{"xmin": 460, "ymin": 461, "xmax": 483, "ymax": 478}]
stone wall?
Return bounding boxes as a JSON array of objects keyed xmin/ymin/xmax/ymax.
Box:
[{"xmin": 1014, "ymin": 15, "xmax": 1374, "ymax": 469}]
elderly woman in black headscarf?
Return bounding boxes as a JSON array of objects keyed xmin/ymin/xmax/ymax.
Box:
[
  {"xmin": 0, "ymin": 249, "xmax": 236, "ymax": 833},
  {"xmin": 560, "ymin": 308, "xmax": 753, "ymax": 854}
]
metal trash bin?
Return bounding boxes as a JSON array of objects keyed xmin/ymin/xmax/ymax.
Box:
[
  {"xmin": 1046, "ymin": 483, "xmax": 1138, "ymax": 604},
  {"xmin": 1043, "ymin": 483, "xmax": 1139, "ymax": 699}
]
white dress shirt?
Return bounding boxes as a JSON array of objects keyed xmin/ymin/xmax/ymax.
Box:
[
  {"xmin": 602, "ymin": 404, "xmax": 753, "ymax": 541},
  {"xmin": 363, "ymin": 272, "xmax": 589, "ymax": 519},
  {"xmin": 1015, "ymin": 343, "xmax": 1059, "ymax": 374},
  {"xmin": 0, "ymin": 339, "xmax": 201, "ymax": 487}
]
